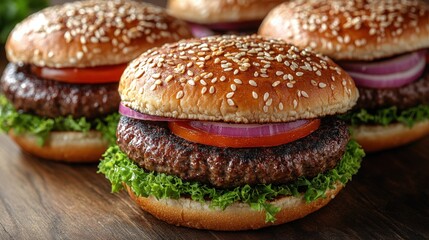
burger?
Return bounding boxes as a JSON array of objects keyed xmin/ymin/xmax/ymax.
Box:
[
  {"xmin": 98, "ymin": 35, "xmax": 365, "ymax": 230},
  {"xmin": 0, "ymin": 0, "xmax": 191, "ymax": 162},
  {"xmin": 259, "ymin": 0, "xmax": 429, "ymax": 152},
  {"xmin": 167, "ymin": 0, "xmax": 286, "ymax": 37}
]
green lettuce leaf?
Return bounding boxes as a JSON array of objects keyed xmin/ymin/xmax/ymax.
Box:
[
  {"xmin": 0, "ymin": 95, "xmax": 119, "ymax": 145},
  {"xmin": 98, "ymin": 140, "xmax": 365, "ymax": 223},
  {"xmin": 339, "ymin": 105, "xmax": 429, "ymax": 127}
]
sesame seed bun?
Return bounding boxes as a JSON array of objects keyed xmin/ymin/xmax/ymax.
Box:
[
  {"xmin": 167, "ymin": 0, "xmax": 285, "ymax": 25},
  {"xmin": 9, "ymin": 130, "xmax": 108, "ymax": 162},
  {"xmin": 119, "ymin": 35, "xmax": 358, "ymax": 123},
  {"xmin": 125, "ymin": 182, "xmax": 343, "ymax": 231},
  {"xmin": 6, "ymin": 0, "xmax": 192, "ymax": 68},
  {"xmin": 259, "ymin": 0, "xmax": 429, "ymax": 61},
  {"xmin": 351, "ymin": 120, "xmax": 429, "ymax": 152}
]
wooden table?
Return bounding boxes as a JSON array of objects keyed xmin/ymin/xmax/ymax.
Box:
[{"xmin": 1, "ymin": 1, "xmax": 429, "ymax": 239}]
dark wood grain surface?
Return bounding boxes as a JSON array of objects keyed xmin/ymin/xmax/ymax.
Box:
[{"xmin": 1, "ymin": 0, "xmax": 429, "ymax": 239}]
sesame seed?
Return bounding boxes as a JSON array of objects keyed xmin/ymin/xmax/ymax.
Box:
[
  {"xmin": 319, "ymin": 82, "xmax": 327, "ymax": 88},
  {"xmin": 293, "ymin": 99, "xmax": 298, "ymax": 109},
  {"xmin": 266, "ymin": 98, "xmax": 273, "ymax": 106},
  {"xmin": 311, "ymin": 80, "xmax": 317, "ymax": 86},
  {"xmin": 152, "ymin": 73, "xmax": 161, "ymax": 79},
  {"xmin": 224, "ymin": 68, "xmax": 233, "ymax": 72},
  {"xmin": 176, "ymin": 91, "xmax": 184, "ymax": 99},
  {"xmin": 220, "ymin": 76, "xmax": 226, "ymax": 82},
  {"xmin": 234, "ymin": 79, "xmax": 243, "ymax": 84},
  {"xmin": 296, "ymin": 72, "xmax": 304, "ymax": 76},
  {"xmin": 279, "ymin": 102, "xmax": 284, "ymax": 110},
  {"xmin": 200, "ymin": 79, "xmax": 207, "ymax": 86},
  {"xmin": 187, "ymin": 80, "xmax": 195, "ymax": 86},
  {"xmin": 249, "ymin": 80, "xmax": 257, "ymax": 87},
  {"xmin": 263, "ymin": 92, "xmax": 269, "ymax": 101},
  {"xmin": 263, "ymin": 106, "xmax": 269, "ymax": 113},
  {"xmin": 150, "ymin": 84, "xmax": 157, "ymax": 91},
  {"xmin": 231, "ymin": 84, "xmax": 237, "ymax": 91},
  {"xmin": 201, "ymin": 87, "xmax": 207, "ymax": 94},
  {"xmin": 209, "ymin": 86, "xmax": 215, "ymax": 94},
  {"xmin": 272, "ymin": 81, "xmax": 281, "ymax": 87},
  {"xmin": 132, "ymin": 68, "xmax": 143, "ymax": 80},
  {"xmin": 301, "ymin": 91, "xmax": 309, "ymax": 98},
  {"xmin": 252, "ymin": 91, "xmax": 258, "ymax": 99},
  {"xmin": 165, "ymin": 75, "xmax": 173, "ymax": 82},
  {"xmin": 187, "ymin": 70, "xmax": 194, "ymax": 76},
  {"xmin": 276, "ymin": 71, "xmax": 284, "ymax": 76},
  {"xmin": 287, "ymin": 82, "xmax": 294, "ymax": 88},
  {"xmin": 226, "ymin": 92, "xmax": 234, "ymax": 98},
  {"xmin": 227, "ymin": 99, "xmax": 235, "ymax": 106}
]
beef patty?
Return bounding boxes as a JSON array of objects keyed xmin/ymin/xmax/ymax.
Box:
[
  {"xmin": 117, "ymin": 116, "xmax": 350, "ymax": 188},
  {"xmin": 356, "ymin": 67, "xmax": 429, "ymax": 110},
  {"xmin": 1, "ymin": 63, "xmax": 120, "ymax": 118}
]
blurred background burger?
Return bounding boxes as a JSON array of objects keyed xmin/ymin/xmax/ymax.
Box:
[
  {"xmin": 260, "ymin": 0, "xmax": 429, "ymax": 152},
  {"xmin": 99, "ymin": 35, "xmax": 364, "ymax": 230},
  {"xmin": 0, "ymin": 0, "xmax": 191, "ymax": 162},
  {"xmin": 167, "ymin": 0, "xmax": 286, "ymax": 37}
]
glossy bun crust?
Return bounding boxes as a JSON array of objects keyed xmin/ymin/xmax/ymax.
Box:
[
  {"xmin": 126, "ymin": 183, "xmax": 343, "ymax": 231},
  {"xmin": 352, "ymin": 120, "xmax": 429, "ymax": 152},
  {"xmin": 119, "ymin": 35, "xmax": 358, "ymax": 123},
  {"xmin": 6, "ymin": 0, "xmax": 192, "ymax": 68},
  {"xmin": 259, "ymin": 0, "xmax": 429, "ymax": 60},
  {"xmin": 167, "ymin": 0, "xmax": 286, "ymax": 24},
  {"xmin": 9, "ymin": 131, "xmax": 108, "ymax": 162}
]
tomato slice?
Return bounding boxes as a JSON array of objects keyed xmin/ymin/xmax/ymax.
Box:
[
  {"xmin": 168, "ymin": 119, "xmax": 321, "ymax": 148},
  {"xmin": 31, "ymin": 64, "xmax": 128, "ymax": 84}
]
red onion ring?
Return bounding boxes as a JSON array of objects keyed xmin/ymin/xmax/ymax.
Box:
[
  {"xmin": 340, "ymin": 50, "xmax": 426, "ymax": 74},
  {"xmin": 189, "ymin": 120, "xmax": 311, "ymax": 137},
  {"xmin": 119, "ymin": 104, "xmax": 184, "ymax": 121},
  {"xmin": 189, "ymin": 20, "xmax": 261, "ymax": 31},
  {"xmin": 347, "ymin": 57, "xmax": 426, "ymax": 88},
  {"xmin": 190, "ymin": 24, "xmax": 215, "ymax": 38}
]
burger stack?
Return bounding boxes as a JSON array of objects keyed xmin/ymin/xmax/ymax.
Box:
[
  {"xmin": 0, "ymin": 0, "xmax": 191, "ymax": 162},
  {"xmin": 167, "ymin": 0, "xmax": 286, "ymax": 37},
  {"xmin": 98, "ymin": 35, "xmax": 365, "ymax": 230},
  {"xmin": 259, "ymin": 0, "xmax": 429, "ymax": 152}
]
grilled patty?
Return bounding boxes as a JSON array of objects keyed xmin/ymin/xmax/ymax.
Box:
[
  {"xmin": 1, "ymin": 63, "xmax": 120, "ymax": 119},
  {"xmin": 117, "ymin": 116, "xmax": 350, "ymax": 188},
  {"xmin": 356, "ymin": 66, "xmax": 429, "ymax": 110}
]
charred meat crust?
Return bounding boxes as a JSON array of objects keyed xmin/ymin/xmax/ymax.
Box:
[
  {"xmin": 117, "ymin": 117, "xmax": 350, "ymax": 188},
  {"xmin": 0, "ymin": 63, "xmax": 120, "ymax": 118},
  {"xmin": 356, "ymin": 67, "xmax": 429, "ymax": 110}
]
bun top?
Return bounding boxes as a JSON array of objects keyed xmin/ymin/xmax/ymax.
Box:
[
  {"xmin": 6, "ymin": 0, "xmax": 192, "ymax": 68},
  {"xmin": 167, "ymin": 0, "xmax": 285, "ymax": 25},
  {"xmin": 119, "ymin": 35, "xmax": 358, "ymax": 123},
  {"xmin": 259, "ymin": 0, "xmax": 429, "ymax": 61}
]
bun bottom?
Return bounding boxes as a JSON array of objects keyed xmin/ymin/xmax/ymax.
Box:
[
  {"xmin": 9, "ymin": 130, "xmax": 108, "ymax": 162},
  {"xmin": 351, "ymin": 120, "xmax": 429, "ymax": 152},
  {"xmin": 125, "ymin": 183, "xmax": 343, "ymax": 231}
]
